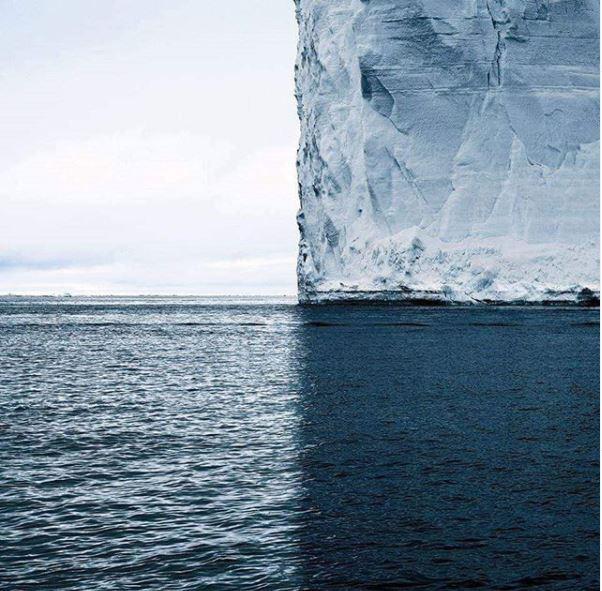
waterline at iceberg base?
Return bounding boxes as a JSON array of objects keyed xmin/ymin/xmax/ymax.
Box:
[{"xmin": 294, "ymin": 0, "xmax": 600, "ymax": 305}]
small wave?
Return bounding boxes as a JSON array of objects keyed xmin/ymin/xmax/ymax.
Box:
[
  {"xmin": 468, "ymin": 322, "xmax": 518, "ymax": 327},
  {"xmin": 373, "ymin": 322, "xmax": 428, "ymax": 327}
]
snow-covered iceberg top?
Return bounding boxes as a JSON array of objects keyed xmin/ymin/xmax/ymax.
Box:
[{"xmin": 295, "ymin": 0, "xmax": 600, "ymax": 304}]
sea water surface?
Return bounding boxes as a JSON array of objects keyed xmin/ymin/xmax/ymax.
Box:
[{"xmin": 0, "ymin": 296, "xmax": 599, "ymax": 590}]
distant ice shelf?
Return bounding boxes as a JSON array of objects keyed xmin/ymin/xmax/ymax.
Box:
[{"xmin": 294, "ymin": 0, "xmax": 600, "ymax": 304}]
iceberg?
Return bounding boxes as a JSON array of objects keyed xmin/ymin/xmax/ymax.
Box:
[{"xmin": 295, "ymin": 0, "xmax": 600, "ymax": 304}]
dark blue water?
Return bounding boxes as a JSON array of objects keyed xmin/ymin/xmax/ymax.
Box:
[{"xmin": 0, "ymin": 297, "xmax": 598, "ymax": 590}]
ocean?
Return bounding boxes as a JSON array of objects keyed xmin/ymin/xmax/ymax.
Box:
[{"xmin": 0, "ymin": 296, "xmax": 599, "ymax": 590}]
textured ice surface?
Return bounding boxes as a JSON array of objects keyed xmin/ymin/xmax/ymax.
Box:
[{"xmin": 295, "ymin": 0, "xmax": 600, "ymax": 303}]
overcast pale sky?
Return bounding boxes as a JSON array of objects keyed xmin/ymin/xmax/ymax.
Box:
[{"xmin": 0, "ymin": 0, "xmax": 299, "ymax": 294}]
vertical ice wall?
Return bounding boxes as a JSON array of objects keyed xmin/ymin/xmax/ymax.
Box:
[{"xmin": 295, "ymin": 0, "xmax": 600, "ymax": 303}]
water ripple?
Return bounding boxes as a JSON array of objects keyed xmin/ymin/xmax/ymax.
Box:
[{"xmin": 0, "ymin": 297, "xmax": 598, "ymax": 590}]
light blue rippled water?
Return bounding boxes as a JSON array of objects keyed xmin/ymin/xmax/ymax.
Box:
[{"xmin": 0, "ymin": 297, "xmax": 599, "ymax": 590}]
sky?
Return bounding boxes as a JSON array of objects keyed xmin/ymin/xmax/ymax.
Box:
[{"xmin": 0, "ymin": 0, "xmax": 300, "ymax": 295}]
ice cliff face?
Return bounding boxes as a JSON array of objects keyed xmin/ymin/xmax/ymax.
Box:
[{"xmin": 295, "ymin": 0, "xmax": 600, "ymax": 304}]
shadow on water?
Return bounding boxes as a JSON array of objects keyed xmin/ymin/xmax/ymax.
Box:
[
  {"xmin": 292, "ymin": 306, "xmax": 599, "ymax": 591},
  {"xmin": 0, "ymin": 298, "xmax": 598, "ymax": 590}
]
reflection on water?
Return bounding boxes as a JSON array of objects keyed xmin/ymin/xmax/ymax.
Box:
[{"xmin": 0, "ymin": 297, "xmax": 598, "ymax": 590}]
